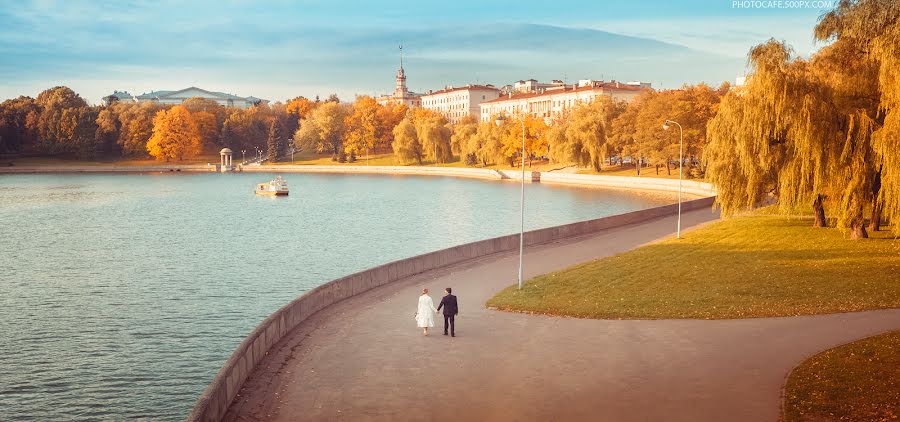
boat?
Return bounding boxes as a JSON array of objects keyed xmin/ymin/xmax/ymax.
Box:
[{"xmin": 255, "ymin": 176, "xmax": 289, "ymax": 196}]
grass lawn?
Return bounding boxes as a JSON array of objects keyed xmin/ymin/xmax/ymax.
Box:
[
  {"xmin": 486, "ymin": 214, "xmax": 900, "ymax": 319},
  {"xmin": 783, "ymin": 330, "xmax": 900, "ymax": 421}
]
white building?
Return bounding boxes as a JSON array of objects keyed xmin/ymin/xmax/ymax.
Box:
[
  {"xmin": 105, "ymin": 87, "xmax": 267, "ymax": 109},
  {"xmin": 512, "ymin": 79, "xmax": 566, "ymax": 93},
  {"xmin": 376, "ymin": 46, "xmax": 422, "ymax": 109},
  {"xmin": 420, "ymin": 85, "xmax": 500, "ymax": 123},
  {"xmin": 480, "ymin": 80, "xmax": 651, "ymax": 123}
]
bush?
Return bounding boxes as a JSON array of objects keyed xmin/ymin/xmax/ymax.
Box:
[{"xmin": 465, "ymin": 153, "xmax": 477, "ymax": 166}]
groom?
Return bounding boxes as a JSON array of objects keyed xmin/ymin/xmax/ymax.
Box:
[{"xmin": 436, "ymin": 287, "xmax": 458, "ymax": 337}]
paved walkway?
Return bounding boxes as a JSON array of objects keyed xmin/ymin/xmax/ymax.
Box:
[{"xmin": 225, "ymin": 208, "xmax": 900, "ymax": 421}]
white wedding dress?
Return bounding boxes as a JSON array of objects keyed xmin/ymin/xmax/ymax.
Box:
[{"xmin": 416, "ymin": 294, "xmax": 438, "ymax": 328}]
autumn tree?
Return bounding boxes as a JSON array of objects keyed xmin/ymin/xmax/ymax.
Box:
[
  {"xmin": 293, "ymin": 101, "xmax": 347, "ymax": 160},
  {"xmin": 27, "ymin": 86, "xmax": 102, "ymax": 157},
  {"xmin": 451, "ymin": 116, "xmax": 478, "ymax": 165},
  {"xmin": 286, "ymin": 96, "xmax": 315, "ymax": 120},
  {"xmin": 0, "ymin": 96, "xmax": 39, "ymax": 153},
  {"xmin": 414, "ymin": 112, "xmax": 453, "ymax": 163},
  {"xmin": 146, "ymin": 105, "xmax": 202, "ymax": 161},
  {"xmin": 609, "ymin": 86, "xmax": 721, "ymax": 176},
  {"xmin": 548, "ymin": 98, "xmax": 620, "ymax": 172},
  {"xmin": 375, "ymin": 103, "xmax": 407, "ymax": 152},
  {"xmin": 344, "ymin": 96, "xmax": 379, "ymax": 160},
  {"xmin": 815, "ymin": 0, "xmax": 900, "ymax": 236},
  {"xmin": 222, "ymin": 106, "xmax": 267, "ymax": 153},
  {"xmin": 473, "ymin": 120, "xmax": 505, "ymax": 167},
  {"xmin": 705, "ymin": 33, "xmax": 885, "ymax": 239},
  {"xmin": 391, "ymin": 115, "xmax": 422, "ymax": 164}
]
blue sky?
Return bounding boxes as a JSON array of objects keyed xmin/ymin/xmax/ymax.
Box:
[{"xmin": 0, "ymin": 0, "xmax": 836, "ymax": 104}]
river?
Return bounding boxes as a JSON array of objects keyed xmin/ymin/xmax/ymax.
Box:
[{"xmin": 0, "ymin": 172, "xmax": 675, "ymax": 420}]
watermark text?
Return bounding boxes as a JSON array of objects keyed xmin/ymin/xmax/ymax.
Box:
[{"xmin": 732, "ymin": 0, "xmax": 835, "ymax": 9}]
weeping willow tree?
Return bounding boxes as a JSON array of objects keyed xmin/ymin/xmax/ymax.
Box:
[
  {"xmin": 547, "ymin": 97, "xmax": 620, "ymax": 172},
  {"xmin": 706, "ymin": 0, "xmax": 898, "ymax": 239},
  {"xmin": 816, "ymin": 0, "xmax": 900, "ymax": 236},
  {"xmin": 706, "ymin": 40, "xmax": 840, "ymax": 229}
]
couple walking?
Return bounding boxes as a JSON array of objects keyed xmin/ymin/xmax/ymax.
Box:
[{"xmin": 415, "ymin": 288, "xmax": 458, "ymax": 337}]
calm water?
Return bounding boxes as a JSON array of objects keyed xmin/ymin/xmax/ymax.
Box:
[{"xmin": 0, "ymin": 172, "xmax": 675, "ymax": 421}]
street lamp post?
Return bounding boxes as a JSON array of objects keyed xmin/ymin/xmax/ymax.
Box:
[
  {"xmin": 663, "ymin": 119, "xmax": 684, "ymax": 239},
  {"xmin": 495, "ymin": 114, "xmax": 526, "ymax": 290},
  {"xmin": 290, "ymin": 145, "xmax": 295, "ymax": 164},
  {"xmin": 633, "ymin": 138, "xmax": 641, "ymax": 176},
  {"xmin": 241, "ymin": 149, "xmax": 246, "ymax": 164}
]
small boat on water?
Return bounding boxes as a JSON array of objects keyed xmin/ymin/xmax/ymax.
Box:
[{"xmin": 255, "ymin": 176, "xmax": 289, "ymax": 196}]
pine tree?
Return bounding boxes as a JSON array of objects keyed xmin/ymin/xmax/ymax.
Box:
[{"xmin": 267, "ymin": 119, "xmax": 282, "ymax": 162}]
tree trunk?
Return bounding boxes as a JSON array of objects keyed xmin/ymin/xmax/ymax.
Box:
[
  {"xmin": 636, "ymin": 160, "xmax": 641, "ymax": 176},
  {"xmin": 666, "ymin": 163, "xmax": 671, "ymax": 176},
  {"xmin": 812, "ymin": 194, "xmax": 826, "ymax": 228},
  {"xmin": 869, "ymin": 199, "xmax": 882, "ymax": 232},
  {"xmin": 655, "ymin": 164, "xmax": 659, "ymax": 175},
  {"xmin": 868, "ymin": 168, "xmax": 882, "ymax": 232},
  {"xmin": 850, "ymin": 219, "xmax": 869, "ymax": 239}
]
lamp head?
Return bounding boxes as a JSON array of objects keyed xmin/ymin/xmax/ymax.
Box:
[
  {"xmin": 494, "ymin": 115, "xmax": 506, "ymax": 127},
  {"xmin": 662, "ymin": 122, "xmax": 670, "ymax": 130}
]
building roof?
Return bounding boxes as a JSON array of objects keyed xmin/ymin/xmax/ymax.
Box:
[
  {"xmin": 482, "ymin": 82, "xmax": 648, "ymax": 104},
  {"xmin": 422, "ymin": 84, "xmax": 499, "ymax": 97},
  {"xmin": 108, "ymin": 91, "xmax": 135, "ymax": 101},
  {"xmin": 132, "ymin": 86, "xmax": 266, "ymax": 103}
]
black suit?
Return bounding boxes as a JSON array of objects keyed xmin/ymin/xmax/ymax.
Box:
[{"xmin": 437, "ymin": 294, "xmax": 458, "ymax": 336}]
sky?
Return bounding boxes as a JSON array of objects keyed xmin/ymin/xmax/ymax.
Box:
[{"xmin": 0, "ymin": 0, "xmax": 838, "ymax": 104}]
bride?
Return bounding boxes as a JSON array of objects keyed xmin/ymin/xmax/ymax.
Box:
[{"xmin": 415, "ymin": 288, "xmax": 439, "ymax": 336}]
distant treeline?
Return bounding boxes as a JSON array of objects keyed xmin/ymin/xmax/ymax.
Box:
[{"xmin": 0, "ymin": 84, "xmax": 728, "ymax": 175}]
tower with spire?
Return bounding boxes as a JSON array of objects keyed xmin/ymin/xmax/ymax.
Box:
[
  {"xmin": 393, "ymin": 45, "xmax": 409, "ymax": 98},
  {"xmin": 377, "ymin": 44, "xmax": 422, "ymax": 108}
]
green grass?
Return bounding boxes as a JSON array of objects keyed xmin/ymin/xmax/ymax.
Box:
[
  {"xmin": 783, "ymin": 331, "xmax": 900, "ymax": 421},
  {"xmin": 487, "ymin": 215, "xmax": 900, "ymax": 319}
]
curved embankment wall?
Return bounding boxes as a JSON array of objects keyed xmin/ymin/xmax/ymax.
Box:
[
  {"xmin": 1, "ymin": 164, "xmax": 713, "ymax": 197},
  {"xmin": 241, "ymin": 165, "xmax": 715, "ymax": 197},
  {"xmin": 186, "ymin": 192, "xmax": 717, "ymax": 422}
]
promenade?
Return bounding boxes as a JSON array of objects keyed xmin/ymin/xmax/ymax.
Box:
[{"xmin": 224, "ymin": 208, "xmax": 900, "ymax": 421}]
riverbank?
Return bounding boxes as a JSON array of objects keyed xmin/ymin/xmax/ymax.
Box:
[
  {"xmin": 213, "ymin": 206, "xmax": 900, "ymax": 422},
  {"xmin": 0, "ymin": 162, "xmax": 716, "ymax": 197}
]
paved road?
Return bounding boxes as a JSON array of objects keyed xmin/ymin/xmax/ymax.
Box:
[{"xmin": 225, "ymin": 208, "xmax": 900, "ymax": 421}]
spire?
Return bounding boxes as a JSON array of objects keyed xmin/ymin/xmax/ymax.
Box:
[{"xmin": 394, "ymin": 44, "xmax": 409, "ymax": 98}]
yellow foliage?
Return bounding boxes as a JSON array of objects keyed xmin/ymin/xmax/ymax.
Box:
[{"xmin": 146, "ymin": 105, "xmax": 203, "ymax": 162}]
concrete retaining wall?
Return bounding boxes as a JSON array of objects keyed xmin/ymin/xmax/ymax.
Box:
[
  {"xmin": 239, "ymin": 164, "xmax": 503, "ymax": 181},
  {"xmin": 1, "ymin": 164, "xmax": 716, "ymax": 198},
  {"xmin": 538, "ymin": 172, "xmax": 715, "ymax": 197},
  {"xmin": 185, "ymin": 195, "xmax": 716, "ymax": 422}
]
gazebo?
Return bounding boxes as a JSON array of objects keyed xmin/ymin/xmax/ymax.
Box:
[{"xmin": 220, "ymin": 148, "xmax": 234, "ymax": 172}]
